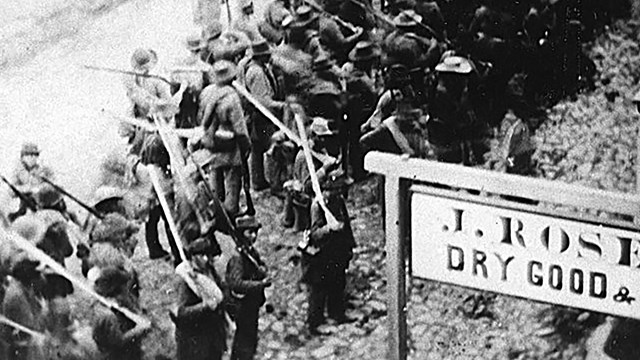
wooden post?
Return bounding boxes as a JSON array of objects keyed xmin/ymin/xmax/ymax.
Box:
[{"xmin": 385, "ymin": 176, "xmax": 407, "ymax": 360}]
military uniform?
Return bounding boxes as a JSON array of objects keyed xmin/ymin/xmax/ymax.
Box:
[
  {"xmin": 344, "ymin": 42, "xmax": 380, "ymax": 179},
  {"xmin": 301, "ymin": 169, "xmax": 355, "ymax": 333},
  {"xmin": 170, "ymin": 34, "xmax": 213, "ymax": 130},
  {"xmin": 258, "ymin": 0, "xmax": 290, "ymax": 45},
  {"xmin": 428, "ymin": 56, "xmax": 490, "ymax": 165},
  {"xmin": 244, "ymin": 41, "xmax": 286, "ymax": 191},
  {"xmin": 8, "ymin": 143, "xmax": 54, "ymax": 222},
  {"xmin": 198, "ymin": 61, "xmax": 251, "ymax": 217},
  {"xmin": 318, "ymin": 16, "xmax": 362, "ymax": 64},
  {"xmin": 226, "ymin": 216, "xmax": 268, "ymax": 360},
  {"xmin": 173, "ymin": 237, "xmax": 226, "ymax": 360}
]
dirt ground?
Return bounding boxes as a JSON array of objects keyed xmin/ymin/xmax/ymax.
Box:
[{"xmin": 1, "ymin": 0, "xmax": 638, "ymax": 359}]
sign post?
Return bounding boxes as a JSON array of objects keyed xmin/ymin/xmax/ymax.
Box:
[{"xmin": 364, "ymin": 151, "xmax": 640, "ymax": 360}]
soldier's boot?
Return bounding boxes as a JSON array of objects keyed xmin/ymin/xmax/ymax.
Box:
[
  {"xmin": 281, "ymin": 191, "xmax": 295, "ymax": 228},
  {"xmin": 292, "ymin": 198, "xmax": 310, "ymax": 232}
]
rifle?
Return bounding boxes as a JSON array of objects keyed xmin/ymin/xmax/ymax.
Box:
[
  {"xmin": 83, "ymin": 65, "xmax": 175, "ymax": 86},
  {"xmin": 348, "ymin": 0, "xmax": 447, "ymax": 43},
  {"xmin": 1, "ymin": 175, "xmax": 38, "ymax": 212},
  {"xmin": 293, "ymin": 113, "xmax": 339, "ymax": 228},
  {"xmin": 303, "ymin": 0, "xmax": 359, "ymax": 34},
  {"xmin": 37, "ymin": 176, "xmax": 104, "ymax": 220},
  {"xmin": 0, "ymin": 314, "xmax": 47, "ymax": 343},
  {"xmin": 231, "ymin": 81, "xmax": 337, "ymax": 166},
  {"xmin": 186, "ymin": 148, "xmax": 267, "ymax": 272},
  {"xmin": 1, "ymin": 226, "xmax": 151, "ymax": 328},
  {"xmin": 240, "ymin": 156, "xmax": 256, "ymax": 216}
]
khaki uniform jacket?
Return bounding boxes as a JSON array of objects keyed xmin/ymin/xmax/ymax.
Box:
[{"xmin": 198, "ymin": 85, "xmax": 251, "ymax": 168}]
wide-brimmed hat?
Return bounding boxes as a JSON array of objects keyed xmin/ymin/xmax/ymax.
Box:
[
  {"xmin": 20, "ymin": 142, "xmax": 40, "ymax": 156},
  {"xmin": 321, "ymin": 168, "xmax": 354, "ymax": 190},
  {"xmin": 394, "ymin": 10, "xmax": 423, "ymax": 28},
  {"xmin": 131, "ymin": 48, "xmax": 158, "ymax": 71},
  {"xmin": 37, "ymin": 184, "xmax": 63, "ymax": 208},
  {"xmin": 235, "ymin": 215, "xmax": 262, "ymax": 230},
  {"xmin": 203, "ymin": 22, "xmax": 223, "ymax": 42},
  {"xmin": 12, "ymin": 215, "xmax": 47, "ymax": 245},
  {"xmin": 435, "ymin": 56, "xmax": 473, "ymax": 74},
  {"xmin": 90, "ymin": 213, "xmax": 139, "ymax": 246},
  {"xmin": 211, "ymin": 60, "xmax": 238, "ymax": 84},
  {"xmin": 186, "ymin": 33, "xmax": 203, "ymax": 52},
  {"xmin": 348, "ymin": 41, "xmax": 381, "ymax": 62},
  {"xmin": 312, "ymin": 55, "xmax": 335, "ymax": 72},
  {"xmin": 251, "ymin": 39, "xmax": 272, "ymax": 57},
  {"xmin": 310, "ymin": 117, "xmax": 335, "ymax": 136},
  {"xmin": 93, "ymin": 186, "xmax": 125, "ymax": 207},
  {"xmin": 294, "ymin": 5, "xmax": 319, "ymax": 27}
]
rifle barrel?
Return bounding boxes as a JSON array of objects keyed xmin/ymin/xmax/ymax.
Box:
[
  {"xmin": 37, "ymin": 176, "xmax": 103, "ymax": 219},
  {"xmin": 83, "ymin": 65, "xmax": 174, "ymax": 86}
]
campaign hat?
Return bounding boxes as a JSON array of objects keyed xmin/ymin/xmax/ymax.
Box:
[
  {"xmin": 435, "ymin": 55, "xmax": 473, "ymax": 74},
  {"xmin": 212, "ymin": 60, "xmax": 238, "ymax": 84},
  {"xmin": 251, "ymin": 39, "xmax": 272, "ymax": 57},
  {"xmin": 393, "ymin": 10, "xmax": 423, "ymax": 28},
  {"xmin": 294, "ymin": 5, "xmax": 319, "ymax": 27},
  {"xmin": 20, "ymin": 142, "xmax": 40, "ymax": 156},
  {"xmin": 131, "ymin": 48, "xmax": 158, "ymax": 71},
  {"xmin": 312, "ymin": 55, "xmax": 335, "ymax": 72},
  {"xmin": 203, "ymin": 22, "xmax": 224, "ymax": 42},
  {"xmin": 348, "ymin": 41, "xmax": 381, "ymax": 62},
  {"xmin": 186, "ymin": 33, "xmax": 203, "ymax": 51}
]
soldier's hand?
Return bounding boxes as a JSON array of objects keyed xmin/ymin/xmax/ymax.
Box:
[
  {"xmin": 354, "ymin": 26, "xmax": 364, "ymax": 37},
  {"xmin": 261, "ymin": 277, "xmax": 273, "ymax": 288},
  {"xmin": 329, "ymin": 221, "xmax": 344, "ymax": 232}
]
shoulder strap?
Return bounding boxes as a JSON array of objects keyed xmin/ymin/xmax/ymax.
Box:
[{"xmin": 383, "ymin": 117, "xmax": 415, "ymax": 155}]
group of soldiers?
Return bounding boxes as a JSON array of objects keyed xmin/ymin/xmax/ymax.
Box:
[{"xmin": 0, "ymin": 0, "xmax": 615, "ymax": 359}]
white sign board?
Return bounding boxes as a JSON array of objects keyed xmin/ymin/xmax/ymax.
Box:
[{"xmin": 412, "ymin": 190, "xmax": 640, "ymax": 319}]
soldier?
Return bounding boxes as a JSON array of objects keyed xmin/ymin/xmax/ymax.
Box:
[
  {"xmin": 201, "ymin": 22, "xmax": 224, "ymax": 65},
  {"xmin": 301, "ymin": 167, "xmax": 355, "ymax": 335},
  {"xmin": 170, "ymin": 33, "xmax": 212, "ymax": 130},
  {"xmin": 288, "ymin": 7, "xmax": 326, "ymax": 58},
  {"xmin": 361, "ymin": 63, "xmax": 416, "ymax": 134},
  {"xmin": 138, "ymin": 134, "xmax": 182, "ymax": 264},
  {"xmin": 92, "ymin": 267, "xmax": 151, "ymax": 360},
  {"xmin": 82, "ymin": 213, "xmax": 140, "ymax": 278},
  {"xmin": 8, "ymin": 142, "xmax": 54, "ymax": 222},
  {"xmin": 172, "ymin": 238, "xmax": 226, "ymax": 360},
  {"xmin": 202, "ymin": 22, "xmax": 250, "ymax": 66},
  {"xmin": 359, "ymin": 98, "xmax": 428, "ymax": 158},
  {"xmin": 258, "ymin": 0, "xmax": 291, "ymax": 45},
  {"xmin": 121, "ymin": 48, "xmax": 171, "ymax": 142},
  {"xmin": 384, "ymin": 10, "xmax": 442, "ymax": 99},
  {"xmin": 344, "ymin": 41, "xmax": 380, "ymax": 180},
  {"xmin": 2, "ymin": 252, "xmax": 47, "ymax": 360},
  {"xmin": 196, "ymin": 60, "xmax": 251, "ymax": 218},
  {"xmin": 317, "ymin": 0, "xmax": 364, "ymax": 64},
  {"xmin": 232, "ymin": 0, "xmax": 262, "ymax": 41},
  {"xmin": 283, "ymin": 117, "xmax": 338, "ymax": 230},
  {"xmin": 226, "ymin": 215, "xmax": 270, "ymax": 360},
  {"xmin": 243, "ymin": 40, "xmax": 287, "ymax": 191},
  {"xmin": 12, "ymin": 215, "xmax": 74, "ymax": 299},
  {"xmin": 264, "ymin": 131, "xmax": 297, "ymax": 197},
  {"xmin": 428, "ymin": 55, "xmax": 490, "ymax": 165}
]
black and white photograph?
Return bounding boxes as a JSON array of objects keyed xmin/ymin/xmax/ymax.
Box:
[{"xmin": 0, "ymin": 0, "xmax": 639, "ymax": 359}]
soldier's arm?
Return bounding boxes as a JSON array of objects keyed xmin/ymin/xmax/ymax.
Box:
[
  {"xmin": 309, "ymin": 202, "xmax": 332, "ymax": 245},
  {"xmin": 228, "ymin": 95, "xmax": 251, "ymax": 155},
  {"xmin": 175, "ymin": 280, "xmax": 212, "ymax": 321},
  {"xmin": 226, "ymin": 255, "xmax": 265, "ymax": 294},
  {"xmin": 245, "ymin": 66, "xmax": 285, "ymax": 111}
]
